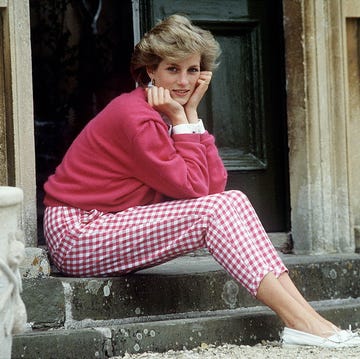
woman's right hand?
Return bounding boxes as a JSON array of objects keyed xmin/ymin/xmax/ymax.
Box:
[{"xmin": 146, "ymin": 86, "xmax": 188, "ymax": 126}]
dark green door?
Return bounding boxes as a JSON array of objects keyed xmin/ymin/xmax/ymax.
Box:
[{"xmin": 140, "ymin": 0, "xmax": 289, "ymax": 232}]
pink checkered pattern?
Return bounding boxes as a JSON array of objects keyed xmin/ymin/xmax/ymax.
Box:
[{"xmin": 44, "ymin": 190, "xmax": 287, "ymax": 296}]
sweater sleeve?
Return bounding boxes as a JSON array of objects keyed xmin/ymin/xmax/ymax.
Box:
[
  {"xmin": 129, "ymin": 120, "xmax": 213, "ymax": 199},
  {"xmin": 200, "ymin": 131, "xmax": 228, "ymax": 194},
  {"xmin": 171, "ymin": 120, "xmax": 227, "ymax": 193}
]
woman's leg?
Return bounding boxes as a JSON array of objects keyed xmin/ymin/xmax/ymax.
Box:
[
  {"xmin": 44, "ymin": 190, "xmax": 338, "ymax": 337},
  {"xmin": 44, "ymin": 190, "xmax": 286, "ymax": 288},
  {"xmin": 256, "ymin": 272, "xmax": 337, "ymax": 337},
  {"xmin": 277, "ymin": 273, "xmax": 336, "ymax": 329},
  {"xmin": 204, "ymin": 191, "xmax": 338, "ymax": 337}
]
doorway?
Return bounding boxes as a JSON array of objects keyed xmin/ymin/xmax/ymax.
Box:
[
  {"xmin": 30, "ymin": 0, "xmax": 289, "ymax": 244},
  {"xmin": 141, "ymin": 0, "xmax": 290, "ymax": 232},
  {"xmin": 30, "ymin": 0, "xmax": 135, "ymax": 243}
]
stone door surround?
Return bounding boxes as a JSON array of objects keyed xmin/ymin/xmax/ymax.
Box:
[{"xmin": 1, "ymin": 0, "xmax": 360, "ymax": 256}]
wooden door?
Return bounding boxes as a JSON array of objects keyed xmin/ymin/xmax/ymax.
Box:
[{"xmin": 140, "ymin": 0, "xmax": 290, "ymax": 232}]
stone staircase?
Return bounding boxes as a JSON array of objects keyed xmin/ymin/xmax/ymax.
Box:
[{"xmin": 12, "ymin": 253, "xmax": 360, "ymax": 358}]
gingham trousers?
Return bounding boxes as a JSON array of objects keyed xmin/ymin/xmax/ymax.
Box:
[{"xmin": 44, "ymin": 190, "xmax": 287, "ymax": 296}]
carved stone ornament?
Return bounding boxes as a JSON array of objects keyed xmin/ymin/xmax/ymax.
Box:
[{"xmin": 0, "ymin": 187, "xmax": 27, "ymax": 359}]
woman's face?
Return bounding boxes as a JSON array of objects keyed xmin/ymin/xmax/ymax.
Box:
[{"xmin": 147, "ymin": 53, "xmax": 201, "ymax": 106}]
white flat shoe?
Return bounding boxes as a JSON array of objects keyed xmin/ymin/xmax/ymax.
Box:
[{"xmin": 281, "ymin": 327, "xmax": 360, "ymax": 348}]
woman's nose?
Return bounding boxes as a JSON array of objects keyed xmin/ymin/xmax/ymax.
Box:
[{"xmin": 177, "ymin": 72, "xmax": 189, "ymax": 86}]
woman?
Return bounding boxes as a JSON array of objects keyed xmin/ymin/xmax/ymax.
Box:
[{"xmin": 43, "ymin": 14, "xmax": 359, "ymax": 347}]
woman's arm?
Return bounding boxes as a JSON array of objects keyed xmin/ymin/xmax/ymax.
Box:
[
  {"xmin": 130, "ymin": 119, "xmax": 211, "ymax": 199},
  {"xmin": 139, "ymin": 71, "xmax": 226, "ymax": 197}
]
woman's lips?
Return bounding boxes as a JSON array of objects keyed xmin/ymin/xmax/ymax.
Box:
[{"xmin": 172, "ymin": 89, "xmax": 190, "ymax": 97}]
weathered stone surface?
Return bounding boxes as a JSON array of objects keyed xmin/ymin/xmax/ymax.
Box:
[
  {"xmin": 283, "ymin": 0, "xmax": 355, "ymax": 254},
  {"xmin": 19, "ymin": 254, "xmax": 360, "ymax": 329},
  {"xmin": 111, "ymin": 301, "xmax": 360, "ymax": 356},
  {"xmin": 21, "ymin": 278, "xmax": 65, "ymax": 329},
  {"xmin": 112, "ymin": 310, "xmax": 283, "ymax": 355},
  {"xmin": 13, "ymin": 328, "xmax": 112, "ymax": 359},
  {"xmin": 12, "ymin": 299, "xmax": 360, "ymax": 357},
  {"xmin": 20, "ymin": 247, "xmax": 51, "ymax": 278},
  {"xmin": 2, "ymin": 0, "xmax": 37, "ymax": 247},
  {"xmin": 9, "ymin": 254, "xmax": 360, "ymax": 357},
  {"xmin": 65, "ymin": 270, "xmax": 254, "ymax": 323},
  {"xmin": 285, "ymin": 254, "xmax": 360, "ymax": 301}
]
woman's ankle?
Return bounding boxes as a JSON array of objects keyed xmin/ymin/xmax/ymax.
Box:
[{"xmin": 287, "ymin": 317, "xmax": 338, "ymax": 338}]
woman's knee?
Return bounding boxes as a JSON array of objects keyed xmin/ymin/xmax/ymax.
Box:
[
  {"xmin": 222, "ymin": 190, "xmax": 250, "ymax": 203},
  {"xmin": 204, "ymin": 190, "xmax": 248, "ymax": 214}
]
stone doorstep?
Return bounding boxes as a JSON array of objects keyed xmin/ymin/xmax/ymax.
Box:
[
  {"xmin": 11, "ymin": 299, "xmax": 360, "ymax": 358},
  {"xmin": 20, "ymin": 254, "xmax": 360, "ymax": 331}
]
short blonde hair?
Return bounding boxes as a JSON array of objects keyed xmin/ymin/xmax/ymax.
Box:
[{"xmin": 131, "ymin": 14, "xmax": 221, "ymax": 87}]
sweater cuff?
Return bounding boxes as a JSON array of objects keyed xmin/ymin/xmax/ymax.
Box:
[{"xmin": 172, "ymin": 120, "xmax": 206, "ymax": 135}]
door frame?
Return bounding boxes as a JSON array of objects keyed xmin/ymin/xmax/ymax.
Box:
[{"xmin": 0, "ymin": 0, "xmax": 37, "ymax": 246}]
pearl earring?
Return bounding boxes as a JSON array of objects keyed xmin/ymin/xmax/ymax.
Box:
[{"xmin": 148, "ymin": 78, "xmax": 155, "ymax": 88}]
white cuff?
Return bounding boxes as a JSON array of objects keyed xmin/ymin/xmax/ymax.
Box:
[
  {"xmin": 172, "ymin": 120, "xmax": 206, "ymax": 135},
  {"xmin": 197, "ymin": 119, "xmax": 206, "ymax": 134}
]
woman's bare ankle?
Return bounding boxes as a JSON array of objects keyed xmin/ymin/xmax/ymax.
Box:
[{"xmin": 286, "ymin": 316, "xmax": 337, "ymax": 338}]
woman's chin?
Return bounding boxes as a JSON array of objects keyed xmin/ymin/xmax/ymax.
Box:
[{"xmin": 173, "ymin": 98, "xmax": 189, "ymax": 106}]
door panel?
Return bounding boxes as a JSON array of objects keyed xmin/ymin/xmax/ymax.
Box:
[
  {"xmin": 141, "ymin": 0, "xmax": 289, "ymax": 231},
  {"xmin": 203, "ymin": 24, "xmax": 266, "ymax": 171}
]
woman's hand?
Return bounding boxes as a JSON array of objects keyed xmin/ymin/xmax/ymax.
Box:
[
  {"xmin": 146, "ymin": 86, "xmax": 188, "ymax": 125},
  {"xmin": 184, "ymin": 71, "xmax": 212, "ymax": 123}
]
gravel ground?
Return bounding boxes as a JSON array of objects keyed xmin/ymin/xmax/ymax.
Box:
[{"xmin": 113, "ymin": 341, "xmax": 360, "ymax": 359}]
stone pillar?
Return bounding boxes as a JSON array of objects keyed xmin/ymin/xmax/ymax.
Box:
[
  {"xmin": 344, "ymin": 1, "xmax": 360, "ymax": 252},
  {"xmin": 1, "ymin": 0, "xmax": 37, "ymax": 247},
  {"xmin": 0, "ymin": 186, "xmax": 27, "ymax": 359},
  {"xmin": 282, "ymin": 0, "xmax": 353, "ymax": 254}
]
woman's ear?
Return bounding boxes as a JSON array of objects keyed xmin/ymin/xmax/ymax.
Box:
[
  {"xmin": 146, "ymin": 66, "xmax": 156, "ymax": 87},
  {"xmin": 146, "ymin": 66, "xmax": 154, "ymax": 78}
]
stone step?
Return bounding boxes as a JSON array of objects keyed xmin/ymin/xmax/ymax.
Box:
[
  {"xmin": 21, "ymin": 253, "xmax": 360, "ymax": 330},
  {"xmin": 12, "ymin": 253, "xmax": 360, "ymax": 357},
  {"xmin": 12, "ymin": 297, "xmax": 360, "ymax": 358}
]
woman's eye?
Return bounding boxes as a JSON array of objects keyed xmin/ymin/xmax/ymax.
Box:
[
  {"xmin": 189, "ymin": 67, "xmax": 200, "ymax": 73},
  {"xmin": 167, "ymin": 67, "xmax": 178, "ymax": 72}
]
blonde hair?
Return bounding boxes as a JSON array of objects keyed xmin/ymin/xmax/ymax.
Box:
[{"xmin": 131, "ymin": 14, "xmax": 221, "ymax": 87}]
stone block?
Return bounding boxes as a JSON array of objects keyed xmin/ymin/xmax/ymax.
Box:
[
  {"xmin": 20, "ymin": 247, "xmax": 51, "ymax": 278},
  {"xmin": 63, "ymin": 257, "xmax": 255, "ymax": 323},
  {"xmin": 285, "ymin": 254, "xmax": 360, "ymax": 301},
  {"xmin": 22, "ymin": 278, "xmax": 65, "ymax": 329},
  {"xmin": 13, "ymin": 328, "xmax": 112, "ymax": 359}
]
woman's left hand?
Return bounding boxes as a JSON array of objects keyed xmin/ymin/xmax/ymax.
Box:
[{"xmin": 184, "ymin": 71, "xmax": 212, "ymax": 123}]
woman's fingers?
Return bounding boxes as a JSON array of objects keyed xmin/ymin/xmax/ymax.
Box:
[
  {"xmin": 194, "ymin": 71, "xmax": 212, "ymax": 94},
  {"xmin": 147, "ymin": 86, "xmax": 172, "ymax": 106},
  {"xmin": 199, "ymin": 71, "xmax": 212, "ymax": 85}
]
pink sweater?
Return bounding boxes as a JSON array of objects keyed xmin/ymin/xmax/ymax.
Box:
[{"xmin": 44, "ymin": 87, "xmax": 228, "ymax": 212}]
